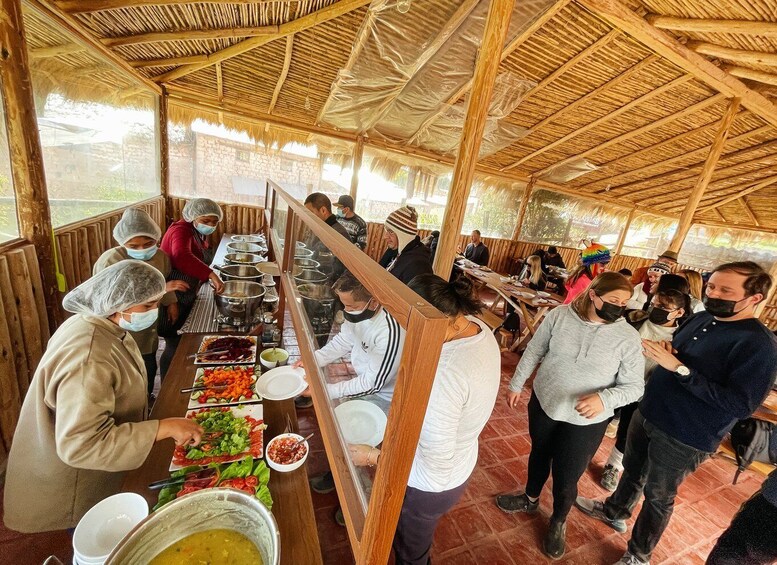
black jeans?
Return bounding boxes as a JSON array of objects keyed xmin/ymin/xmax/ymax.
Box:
[
  {"xmin": 142, "ymin": 352, "xmax": 158, "ymax": 396},
  {"xmin": 604, "ymin": 409, "xmax": 709, "ymax": 562},
  {"xmin": 393, "ymin": 482, "xmax": 468, "ymax": 565},
  {"xmin": 526, "ymin": 392, "xmax": 609, "ymax": 523},
  {"xmin": 615, "ymin": 401, "xmax": 639, "ymax": 454},
  {"xmin": 707, "ymin": 493, "xmax": 777, "ymax": 565}
]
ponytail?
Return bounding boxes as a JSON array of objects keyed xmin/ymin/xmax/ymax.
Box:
[{"xmin": 408, "ymin": 273, "xmax": 484, "ymax": 316}]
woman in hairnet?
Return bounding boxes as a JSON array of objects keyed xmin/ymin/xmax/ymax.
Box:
[
  {"xmin": 3, "ymin": 261, "xmax": 203, "ymax": 534},
  {"xmin": 159, "ymin": 198, "xmax": 224, "ymax": 376},
  {"xmin": 94, "ymin": 208, "xmax": 187, "ymax": 398}
]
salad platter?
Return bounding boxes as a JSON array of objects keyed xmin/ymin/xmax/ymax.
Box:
[
  {"xmin": 187, "ymin": 365, "xmax": 261, "ymax": 409},
  {"xmin": 194, "ymin": 335, "xmax": 257, "ymax": 365},
  {"xmin": 170, "ymin": 405, "xmax": 265, "ymax": 471}
]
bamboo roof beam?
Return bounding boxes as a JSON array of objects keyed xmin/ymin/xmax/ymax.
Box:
[
  {"xmin": 502, "ymin": 73, "xmax": 692, "ymax": 171},
  {"xmin": 738, "ymin": 197, "xmax": 760, "ymax": 226},
  {"xmin": 645, "ymin": 15, "xmax": 777, "ymax": 38},
  {"xmin": 215, "ymin": 62, "xmax": 223, "ymax": 101},
  {"xmin": 696, "ymin": 219, "xmax": 777, "ymax": 234},
  {"xmin": 102, "ymin": 26, "xmax": 280, "ymax": 48},
  {"xmin": 695, "ymin": 174, "xmax": 777, "ymax": 213},
  {"xmin": 688, "ymin": 42, "xmax": 777, "ymax": 68},
  {"xmin": 405, "ymin": 0, "xmax": 575, "ymax": 144},
  {"xmin": 129, "ymin": 54, "xmax": 209, "ymax": 68},
  {"xmin": 578, "ymin": 0, "xmax": 777, "ymax": 128},
  {"xmin": 56, "ymin": 0, "xmax": 267, "ymax": 12},
  {"xmin": 29, "ymin": 43, "xmax": 84, "ymax": 58},
  {"xmin": 667, "ymin": 98, "xmax": 741, "ymax": 253},
  {"xmin": 713, "ymin": 208, "xmax": 727, "ymax": 222},
  {"xmin": 724, "ymin": 66, "xmax": 777, "ymax": 88},
  {"xmin": 154, "ymin": 0, "xmax": 372, "ymax": 84},
  {"xmin": 669, "ymin": 168, "xmax": 777, "ymax": 211},
  {"xmin": 268, "ymin": 35, "xmax": 294, "ymax": 115},
  {"xmin": 536, "ymin": 93, "xmax": 726, "ymax": 177}
]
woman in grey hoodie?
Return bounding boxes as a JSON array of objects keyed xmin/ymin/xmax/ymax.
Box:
[{"xmin": 496, "ymin": 271, "xmax": 645, "ymax": 560}]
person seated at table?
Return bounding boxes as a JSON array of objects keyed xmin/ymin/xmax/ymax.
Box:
[
  {"xmin": 562, "ymin": 241, "xmax": 611, "ymax": 304},
  {"xmin": 349, "ymin": 274, "xmax": 500, "ymax": 565},
  {"xmin": 679, "ymin": 268, "xmax": 706, "ymax": 313},
  {"xmin": 382, "ymin": 206, "xmax": 433, "ymax": 285},
  {"xmin": 521, "ymin": 255, "xmax": 547, "ymax": 292},
  {"xmin": 544, "ymin": 246, "xmax": 566, "ymax": 270},
  {"xmin": 159, "ymin": 197, "xmax": 225, "ymax": 377},
  {"xmin": 630, "ymin": 249, "xmax": 678, "ymax": 294},
  {"xmin": 93, "ymin": 208, "xmax": 187, "ymax": 400},
  {"xmin": 461, "ymin": 229, "xmax": 489, "ymax": 267},
  {"xmin": 626, "ymin": 261, "xmax": 672, "ymax": 310},
  {"xmin": 618, "ymin": 268, "xmax": 633, "ymax": 277},
  {"xmin": 599, "ymin": 288, "xmax": 689, "ymax": 492},
  {"xmin": 3, "ymin": 261, "xmax": 204, "ymax": 534}
]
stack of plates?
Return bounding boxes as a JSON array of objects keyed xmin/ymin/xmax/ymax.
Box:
[{"xmin": 72, "ymin": 493, "xmax": 148, "ymax": 565}]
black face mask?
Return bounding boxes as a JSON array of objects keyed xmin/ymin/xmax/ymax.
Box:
[
  {"xmin": 594, "ymin": 296, "xmax": 625, "ymax": 323},
  {"xmin": 703, "ymin": 296, "xmax": 745, "ymax": 318},
  {"xmin": 343, "ymin": 305, "xmax": 378, "ymax": 324},
  {"xmin": 648, "ymin": 306, "xmax": 674, "ymax": 326}
]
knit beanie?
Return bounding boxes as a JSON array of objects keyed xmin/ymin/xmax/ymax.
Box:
[
  {"xmin": 581, "ymin": 242, "xmax": 611, "ymax": 267},
  {"xmin": 386, "ymin": 206, "xmax": 418, "ymax": 253},
  {"xmin": 647, "ymin": 261, "xmax": 672, "ymax": 276}
]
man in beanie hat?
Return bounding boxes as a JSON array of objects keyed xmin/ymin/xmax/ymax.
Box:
[
  {"xmin": 382, "ymin": 206, "xmax": 433, "ymax": 285},
  {"xmin": 626, "ymin": 261, "xmax": 672, "ymax": 310},
  {"xmin": 630, "ymin": 250, "xmax": 677, "ymax": 294}
]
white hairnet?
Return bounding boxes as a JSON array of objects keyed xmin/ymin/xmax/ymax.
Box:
[
  {"xmin": 62, "ymin": 260, "xmax": 166, "ymax": 317},
  {"xmin": 113, "ymin": 208, "xmax": 161, "ymax": 246},
  {"xmin": 182, "ymin": 198, "xmax": 223, "ymax": 222}
]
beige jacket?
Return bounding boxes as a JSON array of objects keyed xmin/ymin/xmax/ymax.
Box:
[
  {"xmin": 93, "ymin": 247, "xmax": 176, "ymax": 354},
  {"xmin": 3, "ymin": 315, "xmax": 159, "ymax": 533}
]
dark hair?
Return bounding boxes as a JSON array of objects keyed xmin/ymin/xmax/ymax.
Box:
[
  {"xmin": 618, "ymin": 268, "xmax": 633, "ymax": 277},
  {"xmin": 408, "ymin": 273, "xmax": 483, "ymax": 316},
  {"xmin": 654, "ymin": 289, "xmax": 687, "ymax": 311},
  {"xmin": 571, "ymin": 271, "xmax": 633, "ymax": 322},
  {"xmin": 548, "ymin": 246, "xmax": 558, "ymax": 254},
  {"xmin": 304, "ymin": 192, "xmax": 332, "ymax": 212},
  {"xmin": 655, "ymin": 273, "xmax": 690, "ymax": 295},
  {"xmin": 713, "ymin": 261, "xmax": 772, "ymax": 299},
  {"xmin": 332, "ymin": 271, "xmax": 371, "ymax": 302},
  {"xmin": 472, "ymin": 229, "xmax": 481, "ymax": 236}
]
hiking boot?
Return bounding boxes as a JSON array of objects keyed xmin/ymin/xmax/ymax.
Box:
[
  {"xmin": 310, "ymin": 471, "xmax": 336, "ymax": 494},
  {"xmin": 335, "ymin": 507, "xmax": 345, "ymax": 527},
  {"xmin": 543, "ymin": 520, "xmax": 566, "ymax": 560},
  {"xmin": 614, "ymin": 551, "xmax": 649, "ymax": 565},
  {"xmin": 495, "ymin": 492, "xmax": 539, "ymax": 514},
  {"xmin": 574, "ymin": 497, "xmax": 627, "ymax": 533},
  {"xmin": 601, "ymin": 464, "xmax": 620, "ymax": 492},
  {"xmin": 295, "ymin": 395, "xmax": 313, "ymax": 409}
]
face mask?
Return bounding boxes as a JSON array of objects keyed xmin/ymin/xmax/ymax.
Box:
[
  {"xmin": 336, "ymin": 209, "xmax": 345, "ymax": 218},
  {"xmin": 343, "ymin": 303, "xmax": 377, "ymax": 324},
  {"xmin": 593, "ymin": 295, "xmax": 625, "ymax": 323},
  {"xmin": 195, "ymin": 222, "xmax": 216, "ymax": 235},
  {"xmin": 648, "ymin": 306, "xmax": 676, "ymax": 326},
  {"xmin": 118, "ymin": 309, "xmax": 159, "ymax": 332},
  {"xmin": 703, "ymin": 295, "xmax": 747, "ymax": 318},
  {"xmin": 126, "ymin": 245, "xmax": 158, "ymax": 261}
]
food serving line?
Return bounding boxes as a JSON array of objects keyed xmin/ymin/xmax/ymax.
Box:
[{"xmin": 121, "ymin": 234, "xmax": 323, "ymax": 565}]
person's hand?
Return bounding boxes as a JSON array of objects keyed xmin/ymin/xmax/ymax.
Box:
[
  {"xmin": 642, "ymin": 339, "xmax": 682, "ymax": 372},
  {"xmin": 166, "ymin": 280, "xmax": 190, "ymax": 293},
  {"xmin": 298, "ymin": 371, "xmax": 311, "ymax": 397},
  {"xmin": 209, "ymin": 272, "xmax": 225, "ymax": 294},
  {"xmin": 157, "ymin": 418, "xmax": 203, "ymax": 446},
  {"xmin": 167, "ymin": 302, "xmax": 179, "ymax": 324},
  {"xmin": 348, "ymin": 444, "xmax": 380, "ymax": 466},
  {"xmin": 456, "ymin": 245, "xmax": 462, "ymax": 254},
  {"xmin": 507, "ymin": 390, "xmax": 521, "ymax": 409},
  {"xmin": 293, "ymin": 360, "xmax": 304, "ymax": 369},
  {"xmin": 575, "ymin": 394, "xmax": 604, "ymax": 419}
]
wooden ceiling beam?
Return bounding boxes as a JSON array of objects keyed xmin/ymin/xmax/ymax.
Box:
[
  {"xmin": 673, "ymin": 168, "xmax": 777, "ymax": 211},
  {"xmin": 738, "ymin": 197, "xmax": 760, "ymax": 226},
  {"xmin": 154, "ymin": 0, "xmax": 373, "ymax": 84},
  {"xmin": 29, "ymin": 43, "xmax": 84, "ymax": 58},
  {"xmin": 129, "ymin": 54, "xmax": 208, "ymax": 68},
  {"xmin": 578, "ymin": 0, "xmax": 777, "ymax": 128},
  {"xmin": 695, "ymin": 219, "xmax": 777, "ymax": 234},
  {"xmin": 55, "ymin": 0, "xmax": 265, "ymax": 13},
  {"xmin": 268, "ymin": 34, "xmax": 294, "ymax": 115},
  {"xmin": 688, "ymin": 41, "xmax": 777, "ymax": 68},
  {"xmin": 102, "ymin": 26, "xmax": 280, "ymax": 48},
  {"xmin": 724, "ymin": 65, "xmax": 777, "ymax": 88},
  {"xmin": 215, "ymin": 62, "xmax": 223, "ymax": 101},
  {"xmin": 695, "ymin": 174, "xmax": 777, "ymax": 213},
  {"xmin": 645, "ymin": 15, "xmax": 777, "ymax": 38}
]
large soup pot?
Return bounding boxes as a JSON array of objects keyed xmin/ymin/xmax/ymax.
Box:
[
  {"xmin": 231, "ymin": 234, "xmax": 266, "ymax": 245},
  {"xmin": 215, "ymin": 281, "xmax": 266, "ymax": 322},
  {"xmin": 216, "ymin": 264, "xmax": 262, "ymax": 283},
  {"xmin": 227, "ymin": 241, "xmax": 267, "ymax": 256},
  {"xmin": 105, "ymin": 488, "xmax": 279, "ymax": 565},
  {"xmin": 297, "ymin": 283, "xmax": 336, "ymax": 320},
  {"xmin": 225, "ymin": 252, "xmax": 264, "ymax": 266},
  {"xmin": 294, "ymin": 269, "xmax": 328, "ymax": 285},
  {"xmin": 294, "ymin": 247, "xmax": 314, "ymax": 259}
]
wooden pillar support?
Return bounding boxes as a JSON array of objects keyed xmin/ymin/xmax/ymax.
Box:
[
  {"xmin": 614, "ymin": 207, "xmax": 636, "ymax": 255},
  {"xmin": 349, "ymin": 136, "xmax": 364, "ymax": 204},
  {"xmin": 667, "ymin": 98, "xmax": 741, "ymax": 253},
  {"xmin": 158, "ymin": 88, "xmax": 170, "ymax": 226},
  {"xmin": 0, "ymin": 0, "xmax": 62, "ymax": 330},
  {"xmin": 433, "ymin": 0, "xmax": 516, "ymax": 279},
  {"xmin": 511, "ymin": 176, "xmax": 536, "ymax": 241}
]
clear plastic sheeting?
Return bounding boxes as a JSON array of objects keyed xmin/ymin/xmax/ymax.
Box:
[
  {"xmin": 319, "ymin": 0, "xmax": 554, "ymax": 157},
  {"xmin": 620, "ymin": 212, "xmax": 678, "ymax": 260},
  {"xmin": 539, "ymin": 158, "xmax": 599, "ymax": 184},
  {"xmin": 462, "ymin": 174, "xmax": 525, "ymax": 238},
  {"xmin": 520, "ymin": 188, "xmax": 630, "ymax": 248},
  {"xmin": 679, "ymin": 224, "xmax": 777, "ymax": 271}
]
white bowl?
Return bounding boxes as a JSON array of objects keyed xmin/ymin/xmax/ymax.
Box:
[
  {"xmin": 73, "ymin": 493, "xmax": 148, "ymax": 562},
  {"xmin": 259, "ymin": 348, "xmax": 289, "ymax": 369},
  {"xmin": 537, "ymin": 291, "xmax": 551, "ymax": 297},
  {"xmin": 265, "ymin": 433, "xmax": 309, "ymax": 473}
]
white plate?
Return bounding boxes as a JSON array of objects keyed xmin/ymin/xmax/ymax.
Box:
[
  {"xmin": 334, "ymin": 400, "xmax": 388, "ymax": 447},
  {"xmin": 537, "ymin": 291, "xmax": 551, "ymax": 297},
  {"xmin": 255, "ymin": 366, "xmax": 308, "ymax": 401}
]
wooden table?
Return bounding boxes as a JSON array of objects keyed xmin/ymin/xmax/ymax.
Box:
[{"xmin": 121, "ymin": 333, "xmax": 323, "ymax": 565}]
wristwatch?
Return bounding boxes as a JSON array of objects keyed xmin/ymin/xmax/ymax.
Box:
[{"xmin": 674, "ymin": 364, "xmax": 690, "ymax": 377}]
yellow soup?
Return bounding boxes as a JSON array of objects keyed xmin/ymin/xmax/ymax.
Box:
[
  {"xmin": 149, "ymin": 529, "xmax": 264, "ymax": 565},
  {"xmin": 261, "ymin": 350, "xmax": 288, "ymax": 362}
]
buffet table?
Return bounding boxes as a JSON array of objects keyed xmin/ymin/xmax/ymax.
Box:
[{"xmin": 121, "ymin": 333, "xmax": 323, "ymax": 565}]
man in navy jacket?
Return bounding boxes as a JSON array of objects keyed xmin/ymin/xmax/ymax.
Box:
[{"xmin": 576, "ymin": 261, "xmax": 777, "ymax": 565}]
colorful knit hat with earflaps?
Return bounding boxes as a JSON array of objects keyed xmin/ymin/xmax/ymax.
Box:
[{"xmin": 580, "ymin": 240, "xmax": 611, "ymax": 266}]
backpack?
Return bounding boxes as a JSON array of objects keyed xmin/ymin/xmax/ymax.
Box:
[{"xmin": 729, "ymin": 418, "xmax": 777, "ymax": 484}]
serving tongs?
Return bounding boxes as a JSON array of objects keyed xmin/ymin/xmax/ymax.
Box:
[
  {"xmin": 180, "ymin": 383, "xmax": 229, "ymax": 394},
  {"xmin": 148, "ymin": 468, "xmax": 217, "ymax": 491},
  {"xmin": 187, "ymin": 349, "xmax": 232, "ymax": 360}
]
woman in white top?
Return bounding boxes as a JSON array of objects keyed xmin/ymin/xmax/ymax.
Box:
[{"xmin": 349, "ymin": 274, "xmax": 501, "ymax": 565}]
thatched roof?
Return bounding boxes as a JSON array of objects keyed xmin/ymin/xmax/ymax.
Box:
[{"xmin": 21, "ymin": 0, "xmax": 777, "ymax": 232}]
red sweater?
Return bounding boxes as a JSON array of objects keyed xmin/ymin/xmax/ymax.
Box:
[{"xmin": 160, "ymin": 220, "xmax": 212, "ymax": 281}]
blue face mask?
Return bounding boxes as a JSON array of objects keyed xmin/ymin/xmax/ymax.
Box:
[
  {"xmin": 195, "ymin": 222, "xmax": 217, "ymax": 235},
  {"xmin": 336, "ymin": 209, "xmax": 346, "ymax": 218},
  {"xmin": 118, "ymin": 309, "xmax": 159, "ymax": 332},
  {"xmin": 126, "ymin": 245, "xmax": 158, "ymax": 261}
]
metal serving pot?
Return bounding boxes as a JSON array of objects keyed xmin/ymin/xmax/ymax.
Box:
[
  {"xmin": 292, "ymin": 258, "xmax": 320, "ymax": 277},
  {"xmin": 227, "ymin": 241, "xmax": 267, "ymax": 255},
  {"xmin": 215, "ymin": 264, "xmax": 262, "ymax": 283},
  {"xmin": 297, "ymin": 283, "xmax": 336, "ymax": 321},
  {"xmin": 294, "ymin": 269, "xmax": 328, "ymax": 285},
  {"xmin": 231, "ymin": 234, "xmax": 266, "ymax": 245},
  {"xmin": 294, "ymin": 247, "xmax": 314, "ymax": 259},
  {"xmin": 105, "ymin": 488, "xmax": 279, "ymax": 565},
  {"xmin": 214, "ymin": 281, "xmax": 266, "ymax": 322},
  {"xmin": 225, "ymin": 252, "xmax": 264, "ymax": 266}
]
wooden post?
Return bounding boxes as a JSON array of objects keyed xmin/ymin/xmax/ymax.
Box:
[
  {"xmin": 511, "ymin": 176, "xmax": 537, "ymax": 241},
  {"xmin": 349, "ymin": 136, "xmax": 364, "ymax": 204},
  {"xmin": 0, "ymin": 0, "xmax": 62, "ymax": 330},
  {"xmin": 614, "ymin": 207, "xmax": 636, "ymax": 255},
  {"xmin": 159, "ymin": 87, "xmax": 170, "ymax": 226},
  {"xmin": 433, "ymin": 0, "xmax": 516, "ymax": 279},
  {"xmin": 667, "ymin": 98, "xmax": 741, "ymax": 253}
]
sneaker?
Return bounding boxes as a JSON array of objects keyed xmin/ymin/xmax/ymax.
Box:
[
  {"xmin": 605, "ymin": 418, "xmax": 620, "ymax": 438},
  {"xmin": 543, "ymin": 520, "xmax": 566, "ymax": 560},
  {"xmin": 601, "ymin": 464, "xmax": 620, "ymax": 492},
  {"xmin": 295, "ymin": 395, "xmax": 313, "ymax": 409},
  {"xmin": 495, "ymin": 492, "xmax": 539, "ymax": 514},
  {"xmin": 614, "ymin": 551, "xmax": 649, "ymax": 565},
  {"xmin": 335, "ymin": 507, "xmax": 345, "ymax": 527},
  {"xmin": 574, "ymin": 497, "xmax": 627, "ymax": 533},
  {"xmin": 310, "ymin": 471, "xmax": 336, "ymax": 494}
]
